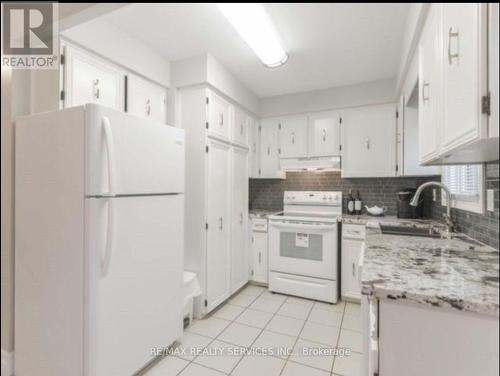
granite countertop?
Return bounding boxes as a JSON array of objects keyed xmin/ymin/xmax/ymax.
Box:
[{"xmin": 359, "ymin": 219, "xmax": 499, "ymax": 316}]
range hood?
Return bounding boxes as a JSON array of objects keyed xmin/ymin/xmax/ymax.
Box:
[{"xmin": 279, "ymin": 156, "xmax": 341, "ymax": 172}]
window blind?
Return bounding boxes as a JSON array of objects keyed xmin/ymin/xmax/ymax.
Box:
[{"xmin": 442, "ymin": 165, "xmax": 481, "ymax": 202}]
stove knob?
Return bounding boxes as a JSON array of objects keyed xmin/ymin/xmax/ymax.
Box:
[
  {"xmin": 322, "ymin": 195, "xmax": 327, "ymax": 200},
  {"xmin": 328, "ymin": 195, "xmax": 333, "ymax": 200}
]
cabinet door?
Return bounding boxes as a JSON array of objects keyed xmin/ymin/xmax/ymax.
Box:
[
  {"xmin": 279, "ymin": 115, "xmax": 308, "ymax": 158},
  {"xmin": 248, "ymin": 117, "xmax": 259, "ymax": 178},
  {"xmin": 259, "ymin": 119, "xmax": 280, "ymax": 177},
  {"xmin": 441, "ymin": 4, "xmax": 487, "ymax": 152},
  {"xmin": 233, "ymin": 107, "xmax": 249, "ymax": 146},
  {"xmin": 251, "ymin": 232, "xmax": 268, "ymax": 284},
  {"xmin": 231, "ymin": 147, "xmax": 249, "ymax": 293},
  {"xmin": 341, "ymin": 104, "xmax": 397, "ymax": 178},
  {"xmin": 208, "ymin": 91, "xmax": 231, "ymax": 141},
  {"xmin": 418, "ymin": 4, "xmax": 442, "ymax": 163},
  {"xmin": 127, "ymin": 74, "xmax": 167, "ymax": 123},
  {"xmin": 308, "ymin": 111, "xmax": 341, "ymax": 157},
  {"xmin": 64, "ymin": 47, "xmax": 124, "ymax": 110},
  {"xmin": 206, "ymin": 139, "xmax": 231, "ymax": 312},
  {"xmin": 341, "ymin": 239, "xmax": 362, "ymax": 300}
]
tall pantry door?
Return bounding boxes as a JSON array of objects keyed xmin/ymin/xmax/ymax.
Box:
[
  {"xmin": 206, "ymin": 139, "xmax": 232, "ymax": 312},
  {"xmin": 86, "ymin": 195, "xmax": 183, "ymax": 376},
  {"xmin": 231, "ymin": 147, "xmax": 249, "ymax": 292}
]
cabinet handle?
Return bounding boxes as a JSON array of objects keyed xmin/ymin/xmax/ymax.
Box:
[
  {"xmin": 240, "ymin": 212, "xmax": 243, "ymax": 224},
  {"xmin": 145, "ymin": 99, "xmax": 151, "ymax": 116},
  {"xmin": 322, "ymin": 129, "xmax": 326, "ymax": 142},
  {"xmin": 253, "ymin": 142, "xmax": 256, "ymax": 153},
  {"xmin": 365, "ymin": 137, "xmax": 371, "ymax": 150},
  {"xmin": 422, "ymin": 82, "xmax": 430, "ymax": 102},
  {"xmin": 219, "ymin": 113, "xmax": 224, "ymax": 126},
  {"xmin": 259, "ymin": 252, "xmax": 261, "ymax": 264},
  {"xmin": 447, "ymin": 27, "xmax": 460, "ymax": 65},
  {"xmin": 267, "ymin": 145, "xmax": 270, "ymax": 155},
  {"xmin": 352, "ymin": 263, "xmax": 356, "ymax": 277},
  {"xmin": 219, "ymin": 216, "xmax": 223, "ymax": 230},
  {"xmin": 291, "ymin": 132, "xmax": 295, "ymax": 144},
  {"xmin": 93, "ymin": 79, "xmax": 100, "ymax": 100}
]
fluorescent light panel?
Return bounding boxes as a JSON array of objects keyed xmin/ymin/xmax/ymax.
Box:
[{"xmin": 217, "ymin": 3, "xmax": 288, "ymax": 67}]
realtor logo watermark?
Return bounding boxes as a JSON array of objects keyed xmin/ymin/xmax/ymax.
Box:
[{"xmin": 1, "ymin": 2, "xmax": 59, "ymax": 69}]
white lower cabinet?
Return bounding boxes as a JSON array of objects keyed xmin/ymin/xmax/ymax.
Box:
[
  {"xmin": 126, "ymin": 73, "xmax": 167, "ymax": 123},
  {"xmin": 341, "ymin": 224, "xmax": 364, "ymax": 301},
  {"xmin": 378, "ymin": 300, "xmax": 499, "ymax": 376},
  {"xmin": 231, "ymin": 147, "xmax": 249, "ymax": 292},
  {"xmin": 250, "ymin": 218, "xmax": 268, "ymax": 284},
  {"xmin": 341, "ymin": 104, "xmax": 397, "ymax": 178}
]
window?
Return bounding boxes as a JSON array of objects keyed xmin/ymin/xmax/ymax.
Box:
[{"xmin": 442, "ymin": 164, "xmax": 484, "ymax": 213}]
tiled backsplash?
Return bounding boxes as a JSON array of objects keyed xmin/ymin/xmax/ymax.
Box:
[
  {"xmin": 249, "ymin": 172, "xmax": 438, "ymax": 217},
  {"xmin": 249, "ymin": 163, "xmax": 499, "ymax": 249},
  {"xmin": 430, "ymin": 162, "xmax": 499, "ymax": 249}
]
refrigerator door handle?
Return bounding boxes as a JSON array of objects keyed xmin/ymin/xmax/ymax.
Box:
[
  {"xmin": 101, "ymin": 198, "xmax": 115, "ymax": 277},
  {"xmin": 102, "ymin": 116, "xmax": 116, "ymax": 196}
]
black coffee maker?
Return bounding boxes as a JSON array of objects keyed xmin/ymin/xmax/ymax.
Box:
[{"xmin": 397, "ymin": 188, "xmax": 424, "ymax": 218}]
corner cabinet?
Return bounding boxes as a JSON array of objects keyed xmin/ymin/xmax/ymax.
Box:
[
  {"xmin": 181, "ymin": 86, "xmax": 250, "ymax": 316},
  {"xmin": 418, "ymin": 3, "xmax": 498, "ymax": 165},
  {"xmin": 341, "ymin": 104, "xmax": 397, "ymax": 178},
  {"xmin": 258, "ymin": 118, "xmax": 284, "ymax": 178}
]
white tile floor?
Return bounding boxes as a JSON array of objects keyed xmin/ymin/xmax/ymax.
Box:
[{"xmin": 145, "ymin": 285, "xmax": 363, "ymax": 376}]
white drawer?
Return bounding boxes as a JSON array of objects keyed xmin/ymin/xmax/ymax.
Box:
[
  {"xmin": 251, "ymin": 218, "xmax": 268, "ymax": 232},
  {"xmin": 342, "ymin": 224, "xmax": 366, "ymax": 240},
  {"xmin": 269, "ymin": 271, "xmax": 338, "ymax": 303}
]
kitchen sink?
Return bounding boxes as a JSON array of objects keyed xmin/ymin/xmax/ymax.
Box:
[{"xmin": 379, "ymin": 224, "xmax": 442, "ymax": 238}]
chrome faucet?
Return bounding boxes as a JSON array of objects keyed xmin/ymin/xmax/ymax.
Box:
[{"xmin": 410, "ymin": 181, "xmax": 454, "ymax": 238}]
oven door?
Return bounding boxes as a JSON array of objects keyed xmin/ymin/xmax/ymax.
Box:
[{"xmin": 268, "ymin": 220, "xmax": 337, "ymax": 279}]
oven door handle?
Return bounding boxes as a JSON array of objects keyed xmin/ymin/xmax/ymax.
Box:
[{"xmin": 269, "ymin": 222, "xmax": 337, "ymax": 231}]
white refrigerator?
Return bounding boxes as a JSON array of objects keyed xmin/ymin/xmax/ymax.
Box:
[{"xmin": 15, "ymin": 104, "xmax": 185, "ymax": 376}]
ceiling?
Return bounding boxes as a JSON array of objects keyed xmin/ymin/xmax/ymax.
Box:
[{"xmin": 102, "ymin": 3, "xmax": 410, "ymax": 98}]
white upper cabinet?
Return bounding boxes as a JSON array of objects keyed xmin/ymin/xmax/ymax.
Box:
[
  {"xmin": 248, "ymin": 117, "xmax": 259, "ymax": 178},
  {"xmin": 259, "ymin": 118, "xmax": 281, "ymax": 177},
  {"xmin": 341, "ymin": 104, "xmax": 397, "ymax": 178},
  {"xmin": 279, "ymin": 115, "xmax": 308, "ymax": 158},
  {"xmin": 232, "ymin": 107, "xmax": 249, "ymax": 146},
  {"xmin": 417, "ymin": 3, "xmax": 496, "ymax": 164},
  {"xmin": 418, "ymin": 3, "xmax": 442, "ymax": 164},
  {"xmin": 308, "ymin": 111, "xmax": 341, "ymax": 157},
  {"xmin": 63, "ymin": 46, "xmax": 124, "ymax": 111},
  {"xmin": 126, "ymin": 74, "xmax": 167, "ymax": 123},
  {"xmin": 441, "ymin": 4, "xmax": 487, "ymax": 153},
  {"xmin": 208, "ymin": 91, "xmax": 232, "ymax": 141}
]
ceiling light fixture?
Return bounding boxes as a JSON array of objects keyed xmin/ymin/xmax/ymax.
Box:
[{"xmin": 216, "ymin": 3, "xmax": 288, "ymax": 68}]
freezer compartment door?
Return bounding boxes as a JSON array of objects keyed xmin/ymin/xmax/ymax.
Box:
[
  {"xmin": 85, "ymin": 104, "xmax": 184, "ymax": 196},
  {"xmin": 86, "ymin": 194, "xmax": 183, "ymax": 376}
]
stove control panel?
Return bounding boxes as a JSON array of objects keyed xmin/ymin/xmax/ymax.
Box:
[{"xmin": 284, "ymin": 191, "xmax": 342, "ymax": 206}]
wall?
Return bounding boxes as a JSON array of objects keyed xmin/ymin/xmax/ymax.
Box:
[
  {"xmin": 259, "ymin": 79, "xmax": 396, "ymax": 118},
  {"xmin": 1, "ymin": 67, "xmax": 15, "ymax": 354},
  {"xmin": 171, "ymin": 53, "xmax": 260, "ymax": 115},
  {"xmin": 61, "ymin": 19, "xmax": 171, "ymax": 87},
  {"xmin": 250, "ymin": 172, "xmax": 437, "ymax": 217},
  {"xmin": 431, "ymin": 163, "xmax": 499, "ymax": 249}
]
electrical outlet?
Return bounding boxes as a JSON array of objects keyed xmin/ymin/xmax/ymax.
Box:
[{"xmin": 486, "ymin": 189, "xmax": 494, "ymax": 212}]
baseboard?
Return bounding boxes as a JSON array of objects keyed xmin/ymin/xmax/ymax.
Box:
[{"xmin": 1, "ymin": 349, "xmax": 14, "ymax": 376}]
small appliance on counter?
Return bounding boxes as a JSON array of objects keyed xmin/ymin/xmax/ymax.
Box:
[{"xmin": 397, "ymin": 188, "xmax": 424, "ymax": 218}]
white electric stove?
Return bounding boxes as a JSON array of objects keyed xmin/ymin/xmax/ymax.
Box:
[{"xmin": 268, "ymin": 191, "xmax": 342, "ymax": 303}]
